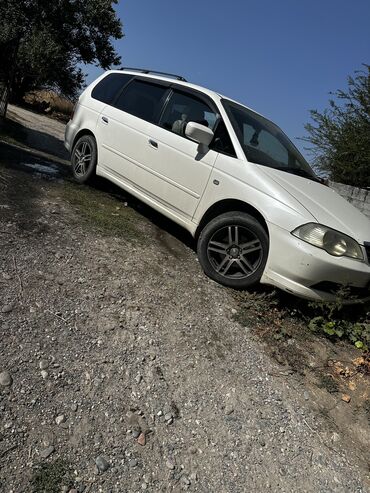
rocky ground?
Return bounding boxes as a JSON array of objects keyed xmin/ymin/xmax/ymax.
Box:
[{"xmin": 0, "ymin": 106, "xmax": 369, "ymax": 492}]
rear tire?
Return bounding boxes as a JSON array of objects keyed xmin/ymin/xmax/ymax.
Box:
[
  {"xmin": 71, "ymin": 134, "xmax": 97, "ymax": 184},
  {"xmin": 197, "ymin": 212, "xmax": 269, "ymax": 289}
]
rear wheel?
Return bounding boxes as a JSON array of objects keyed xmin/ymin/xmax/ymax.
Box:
[
  {"xmin": 71, "ymin": 134, "xmax": 97, "ymax": 184},
  {"xmin": 197, "ymin": 212, "xmax": 269, "ymax": 289}
]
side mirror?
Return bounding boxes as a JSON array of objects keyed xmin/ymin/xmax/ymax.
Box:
[{"xmin": 185, "ymin": 122, "xmax": 214, "ymax": 146}]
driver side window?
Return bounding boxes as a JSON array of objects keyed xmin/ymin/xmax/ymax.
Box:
[{"xmin": 160, "ymin": 91, "xmax": 218, "ymax": 138}]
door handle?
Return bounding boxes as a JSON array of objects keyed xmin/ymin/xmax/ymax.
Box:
[
  {"xmin": 101, "ymin": 116, "xmax": 109, "ymax": 124},
  {"xmin": 149, "ymin": 139, "xmax": 158, "ymax": 148}
]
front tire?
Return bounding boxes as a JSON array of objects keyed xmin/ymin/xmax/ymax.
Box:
[
  {"xmin": 71, "ymin": 134, "xmax": 97, "ymax": 184},
  {"xmin": 197, "ymin": 212, "xmax": 269, "ymax": 289}
]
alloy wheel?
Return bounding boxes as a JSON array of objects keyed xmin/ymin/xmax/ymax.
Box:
[
  {"xmin": 73, "ymin": 141, "xmax": 92, "ymax": 177},
  {"xmin": 207, "ymin": 225, "xmax": 263, "ymax": 279}
]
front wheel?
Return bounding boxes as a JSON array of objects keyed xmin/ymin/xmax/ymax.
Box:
[
  {"xmin": 197, "ymin": 212, "xmax": 269, "ymax": 289},
  {"xmin": 71, "ymin": 134, "xmax": 97, "ymax": 184}
]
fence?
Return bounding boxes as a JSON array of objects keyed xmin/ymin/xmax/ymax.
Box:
[{"xmin": 330, "ymin": 181, "xmax": 370, "ymax": 219}]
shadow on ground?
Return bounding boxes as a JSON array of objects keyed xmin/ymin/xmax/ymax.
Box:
[{"xmin": 0, "ymin": 115, "xmax": 68, "ymax": 160}]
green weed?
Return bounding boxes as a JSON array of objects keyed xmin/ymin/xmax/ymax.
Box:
[{"xmin": 61, "ymin": 181, "xmax": 146, "ymax": 242}]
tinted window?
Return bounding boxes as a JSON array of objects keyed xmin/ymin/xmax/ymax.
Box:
[
  {"xmin": 91, "ymin": 73, "xmax": 133, "ymax": 104},
  {"xmin": 211, "ymin": 121, "xmax": 236, "ymax": 157},
  {"xmin": 160, "ymin": 91, "xmax": 218, "ymax": 137},
  {"xmin": 114, "ymin": 80, "xmax": 168, "ymax": 123}
]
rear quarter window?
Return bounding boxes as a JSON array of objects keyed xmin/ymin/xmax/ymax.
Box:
[{"xmin": 91, "ymin": 73, "xmax": 133, "ymax": 105}]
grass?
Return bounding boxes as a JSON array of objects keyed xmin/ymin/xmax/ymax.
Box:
[{"xmin": 61, "ymin": 180, "xmax": 147, "ymax": 242}]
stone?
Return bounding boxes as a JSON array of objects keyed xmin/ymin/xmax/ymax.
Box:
[
  {"xmin": 0, "ymin": 371, "xmax": 13, "ymax": 387},
  {"xmin": 166, "ymin": 460, "xmax": 175, "ymax": 470},
  {"xmin": 41, "ymin": 370, "xmax": 48, "ymax": 379},
  {"xmin": 39, "ymin": 359, "xmax": 49, "ymax": 370},
  {"xmin": 143, "ymin": 473, "xmax": 151, "ymax": 483},
  {"xmin": 71, "ymin": 403, "xmax": 78, "ymax": 412},
  {"xmin": 129, "ymin": 458, "xmax": 138, "ymax": 468},
  {"xmin": 341, "ymin": 394, "xmax": 351, "ymax": 403},
  {"xmin": 190, "ymin": 472, "xmax": 198, "ymax": 481},
  {"xmin": 95, "ymin": 455, "xmax": 110, "ymax": 472},
  {"xmin": 40, "ymin": 446, "xmax": 55, "ymax": 459},
  {"xmin": 55, "ymin": 415, "xmax": 66, "ymax": 425},
  {"xmin": 181, "ymin": 476, "xmax": 191, "ymax": 485},
  {"xmin": 164, "ymin": 413, "xmax": 172, "ymax": 421},
  {"xmin": 137, "ymin": 432, "xmax": 146, "ymax": 446},
  {"xmin": 224, "ymin": 405, "xmax": 234, "ymax": 415},
  {"xmin": 132, "ymin": 430, "xmax": 140, "ymax": 439},
  {"xmin": 1, "ymin": 304, "xmax": 14, "ymax": 314}
]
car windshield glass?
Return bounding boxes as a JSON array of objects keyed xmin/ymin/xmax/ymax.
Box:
[{"xmin": 223, "ymin": 100, "xmax": 317, "ymax": 179}]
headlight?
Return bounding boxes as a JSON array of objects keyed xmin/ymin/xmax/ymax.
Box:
[{"xmin": 292, "ymin": 223, "xmax": 364, "ymax": 260}]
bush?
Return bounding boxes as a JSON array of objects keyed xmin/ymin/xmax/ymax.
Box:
[
  {"xmin": 302, "ymin": 64, "xmax": 370, "ymax": 188},
  {"xmin": 23, "ymin": 89, "xmax": 74, "ymax": 121}
]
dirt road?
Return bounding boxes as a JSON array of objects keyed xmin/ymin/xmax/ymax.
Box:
[{"xmin": 0, "ymin": 106, "xmax": 369, "ymax": 492}]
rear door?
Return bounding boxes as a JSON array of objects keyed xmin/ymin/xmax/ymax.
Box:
[{"xmin": 97, "ymin": 78, "xmax": 170, "ymax": 184}]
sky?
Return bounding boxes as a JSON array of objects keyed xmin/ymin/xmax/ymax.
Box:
[{"xmin": 85, "ymin": 0, "xmax": 370, "ymax": 162}]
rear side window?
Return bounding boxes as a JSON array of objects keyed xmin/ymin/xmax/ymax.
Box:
[
  {"xmin": 91, "ymin": 73, "xmax": 133, "ymax": 104},
  {"xmin": 114, "ymin": 79, "xmax": 168, "ymax": 123}
]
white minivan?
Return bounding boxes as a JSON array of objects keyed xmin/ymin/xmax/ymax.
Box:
[{"xmin": 65, "ymin": 68, "xmax": 370, "ymax": 302}]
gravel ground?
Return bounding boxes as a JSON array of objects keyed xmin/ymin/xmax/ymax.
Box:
[{"xmin": 0, "ymin": 106, "xmax": 369, "ymax": 492}]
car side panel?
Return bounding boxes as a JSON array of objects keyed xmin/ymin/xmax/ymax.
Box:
[{"xmin": 192, "ymin": 154, "xmax": 315, "ymax": 233}]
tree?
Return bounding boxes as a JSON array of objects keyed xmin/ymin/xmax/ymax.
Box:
[
  {"xmin": 302, "ymin": 65, "xmax": 370, "ymax": 188},
  {"xmin": 0, "ymin": 0, "xmax": 123, "ymax": 101}
]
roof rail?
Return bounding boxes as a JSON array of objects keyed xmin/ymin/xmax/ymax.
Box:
[{"xmin": 120, "ymin": 67, "xmax": 187, "ymax": 82}]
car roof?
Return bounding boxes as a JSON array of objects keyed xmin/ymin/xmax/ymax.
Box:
[
  {"xmin": 105, "ymin": 69, "xmax": 259, "ymax": 115},
  {"xmin": 106, "ymin": 69, "xmax": 248, "ymax": 108},
  {"xmin": 107, "ymin": 69, "xmax": 222, "ymax": 98}
]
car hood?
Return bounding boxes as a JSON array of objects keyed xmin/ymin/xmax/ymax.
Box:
[{"xmin": 259, "ymin": 167, "xmax": 370, "ymax": 245}]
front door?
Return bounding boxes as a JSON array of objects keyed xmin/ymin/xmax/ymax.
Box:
[{"xmin": 141, "ymin": 89, "xmax": 220, "ymax": 220}]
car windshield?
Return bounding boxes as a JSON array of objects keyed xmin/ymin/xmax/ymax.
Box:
[{"xmin": 223, "ymin": 100, "xmax": 318, "ymax": 180}]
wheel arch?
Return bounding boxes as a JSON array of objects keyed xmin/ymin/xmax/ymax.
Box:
[
  {"xmin": 72, "ymin": 129, "xmax": 96, "ymax": 151},
  {"xmin": 195, "ymin": 199, "xmax": 269, "ymax": 240}
]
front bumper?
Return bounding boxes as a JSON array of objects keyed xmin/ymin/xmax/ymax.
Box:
[{"xmin": 261, "ymin": 222, "xmax": 370, "ymax": 302}]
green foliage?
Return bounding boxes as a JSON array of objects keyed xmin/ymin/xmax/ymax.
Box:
[
  {"xmin": 308, "ymin": 286, "xmax": 370, "ymax": 351},
  {"xmin": 308, "ymin": 316, "xmax": 369, "ymax": 349},
  {"xmin": 0, "ymin": 0, "xmax": 123, "ymax": 99},
  {"xmin": 302, "ymin": 64, "xmax": 370, "ymax": 187}
]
